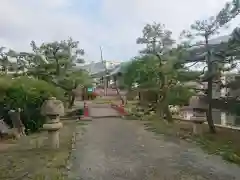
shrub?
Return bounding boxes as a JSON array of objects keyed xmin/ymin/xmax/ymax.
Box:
[
  {"xmin": 87, "ymin": 92, "xmax": 97, "ymax": 100},
  {"xmin": 0, "ymin": 76, "xmax": 65, "ymax": 133},
  {"xmin": 91, "ymin": 92, "xmax": 98, "ymax": 99}
]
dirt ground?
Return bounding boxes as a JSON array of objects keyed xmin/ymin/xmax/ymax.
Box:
[
  {"xmin": 68, "ymin": 115, "xmax": 240, "ymax": 180},
  {"xmin": 0, "ymin": 120, "xmax": 78, "ymax": 180}
]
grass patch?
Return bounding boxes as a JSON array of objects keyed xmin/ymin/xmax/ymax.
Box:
[
  {"xmin": 144, "ymin": 118, "xmax": 240, "ymax": 165},
  {"xmin": 126, "ymin": 101, "xmax": 240, "ymax": 165},
  {"xmin": 194, "ymin": 128, "xmax": 240, "ymax": 164},
  {"xmin": 0, "ymin": 120, "xmax": 82, "ymax": 180}
]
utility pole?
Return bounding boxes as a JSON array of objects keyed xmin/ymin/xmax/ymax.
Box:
[{"xmin": 100, "ymin": 46, "xmax": 107, "ymax": 96}]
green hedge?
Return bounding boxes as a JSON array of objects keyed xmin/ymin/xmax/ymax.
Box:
[{"xmin": 0, "ymin": 76, "xmax": 65, "ymax": 133}]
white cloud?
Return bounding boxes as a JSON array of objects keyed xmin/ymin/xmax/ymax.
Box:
[{"xmin": 0, "ymin": 0, "xmax": 239, "ymax": 62}]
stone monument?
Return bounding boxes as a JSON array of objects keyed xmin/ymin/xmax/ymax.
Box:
[
  {"xmin": 8, "ymin": 108, "xmax": 26, "ymax": 139},
  {"xmin": 41, "ymin": 97, "xmax": 64, "ymax": 149},
  {"xmin": 188, "ymin": 95, "xmax": 206, "ymax": 135},
  {"xmin": 180, "ymin": 93, "xmax": 206, "ymax": 135}
]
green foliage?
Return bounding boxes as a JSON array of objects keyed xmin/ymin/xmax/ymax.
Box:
[
  {"xmin": 28, "ymin": 38, "xmax": 92, "ymax": 110},
  {"xmin": 123, "ymin": 55, "xmax": 158, "ymax": 89},
  {"xmin": 167, "ymin": 85, "xmax": 195, "ymax": 106},
  {"xmin": 136, "ymin": 22, "xmax": 175, "ymax": 54},
  {"xmin": 87, "ymin": 91, "xmax": 98, "ymax": 100},
  {"xmin": 180, "ymin": 0, "xmax": 240, "ymax": 132},
  {"xmin": 0, "ymin": 47, "xmax": 13, "ymax": 74},
  {"xmin": 28, "ymin": 38, "xmax": 92, "ymax": 107},
  {"xmin": 0, "ymin": 76, "xmax": 65, "ymax": 133},
  {"xmin": 0, "ymin": 38, "xmax": 92, "ymax": 132},
  {"xmin": 33, "ymin": 38, "xmax": 85, "ymax": 76},
  {"xmin": 123, "ymin": 54, "xmax": 197, "ymax": 106},
  {"xmin": 64, "ymin": 70, "xmax": 93, "ymax": 88}
]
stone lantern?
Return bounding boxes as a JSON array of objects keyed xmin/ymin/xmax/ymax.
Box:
[
  {"xmin": 189, "ymin": 94, "xmax": 206, "ymax": 135},
  {"xmin": 41, "ymin": 97, "xmax": 64, "ymax": 149}
]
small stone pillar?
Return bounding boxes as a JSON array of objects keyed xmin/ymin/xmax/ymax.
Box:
[
  {"xmin": 190, "ymin": 117, "xmax": 205, "ymax": 135},
  {"xmin": 8, "ymin": 108, "xmax": 26, "ymax": 139},
  {"xmin": 41, "ymin": 97, "xmax": 64, "ymax": 149}
]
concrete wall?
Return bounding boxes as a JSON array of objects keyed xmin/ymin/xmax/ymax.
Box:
[{"xmin": 212, "ymin": 109, "xmax": 221, "ymax": 125}]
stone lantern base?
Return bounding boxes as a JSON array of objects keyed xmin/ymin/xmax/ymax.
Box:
[
  {"xmin": 41, "ymin": 97, "xmax": 64, "ymax": 149},
  {"xmin": 190, "ymin": 117, "xmax": 205, "ymax": 135},
  {"xmin": 43, "ymin": 122, "xmax": 63, "ymax": 149}
]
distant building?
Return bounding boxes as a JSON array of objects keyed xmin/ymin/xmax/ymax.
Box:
[
  {"xmin": 181, "ymin": 72, "xmax": 240, "ymax": 127},
  {"xmin": 74, "ymin": 61, "xmax": 121, "ymax": 76}
]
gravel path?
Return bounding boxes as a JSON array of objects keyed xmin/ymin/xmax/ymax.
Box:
[
  {"xmin": 69, "ymin": 117, "xmax": 240, "ymax": 180},
  {"xmin": 89, "ymin": 105, "xmax": 121, "ymax": 118}
]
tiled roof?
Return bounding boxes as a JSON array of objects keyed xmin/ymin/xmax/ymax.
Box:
[
  {"xmin": 108, "ymin": 61, "xmax": 132, "ymax": 76},
  {"xmin": 76, "ymin": 62, "xmax": 105, "ymax": 75},
  {"xmin": 73, "ymin": 60, "xmax": 132, "ymax": 76}
]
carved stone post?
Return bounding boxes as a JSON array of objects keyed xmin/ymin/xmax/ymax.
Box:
[
  {"xmin": 8, "ymin": 108, "xmax": 26, "ymax": 139},
  {"xmin": 190, "ymin": 117, "xmax": 205, "ymax": 135},
  {"xmin": 41, "ymin": 97, "xmax": 64, "ymax": 149}
]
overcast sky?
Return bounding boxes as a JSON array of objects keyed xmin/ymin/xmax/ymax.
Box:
[{"xmin": 0, "ymin": 0, "xmax": 239, "ymax": 62}]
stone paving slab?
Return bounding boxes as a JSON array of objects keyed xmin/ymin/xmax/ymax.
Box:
[
  {"xmin": 89, "ymin": 106, "xmax": 120, "ymax": 118},
  {"xmin": 73, "ymin": 101, "xmax": 120, "ymax": 118}
]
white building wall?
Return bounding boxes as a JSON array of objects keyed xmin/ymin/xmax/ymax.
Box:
[{"xmin": 219, "ymin": 73, "xmax": 240, "ymax": 127}]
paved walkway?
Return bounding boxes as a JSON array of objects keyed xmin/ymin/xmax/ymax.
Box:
[
  {"xmin": 68, "ymin": 106, "xmax": 240, "ymax": 180},
  {"xmin": 89, "ymin": 103, "xmax": 120, "ymax": 118}
]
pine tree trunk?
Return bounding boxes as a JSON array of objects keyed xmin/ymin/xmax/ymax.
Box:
[
  {"xmin": 156, "ymin": 102, "xmax": 164, "ymax": 118},
  {"xmin": 156, "ymin": 89, "xmax": 173, "ymax": 122},
  {"xmin": 164, "ymin": 105, "xmax": 173, "ymax": 122},
  {"xmin": 206, "ymin": 36, "xmax": 216, "ymax": 134},
  {"xmin": 115, "ymin": 85, "xmax": 125, "ymax": 105},
  {"xmin": 138, "ymin": 91, "xmax": 141, "ymax": 101},
  {"xmin": 207, "ymin": 77, "xmax": 216, "ymax": 133},
  {"xmin": 68, "ymin": 92, "xmax": 75, "ymax": 108},
  {"xmin": 69, "ymin": 95, "xmax": 75, "ymax": 108},
  {"xmin": 114, "ymin": 80, "xmax": 125, "ymax": 105}
]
